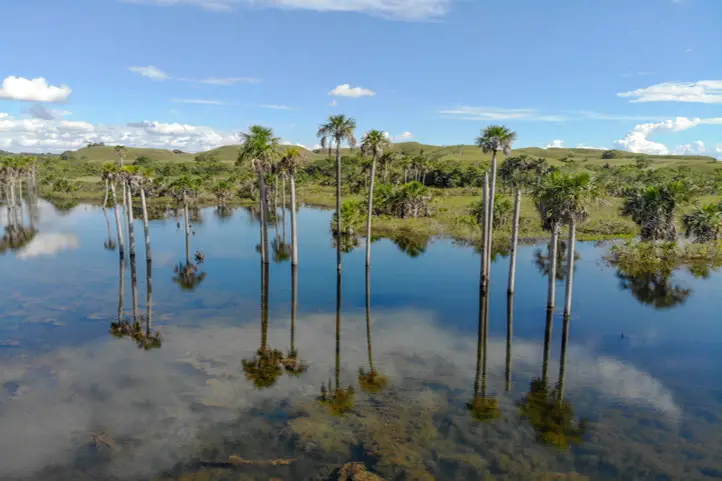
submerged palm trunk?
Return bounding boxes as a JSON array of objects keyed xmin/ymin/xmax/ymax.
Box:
[
  {"xmin": 365, "ymin": 152, "xmax": 378, "ymax": 266},
  {"xmin": 110, "ymin": 182, "xmax": 125, "ymax": 258},
  {"xmin": 335, "ymin": 254, "xmax": 342, "ymax": 389},
  {"xmin": 258, "ymin": 172, "xmax": 270, "ymax": 264},
  {"xmin": 547, "ymin": 223, "xmax": 559, "ymax": 310},
  {"xmin": 281, "ymin": 175, "xmax": 287, "ymax": 242},
  {"xmin": 290, "ymin": 173, "xmax": 299, "ymax": 266},
  {"xmin": 102, "ymin": 208, "xmax": 113, "ymax": 245},
  {"xmin": 184, "ymin": 202, "xmax": 191, "ymax": 265},
  {"xmin": 274, "ymin": 175, "xmax": 279, "ymax": 221},
  {"xmin": 365, "ymin": 266, "xmax": 374, "ymax": 373},
  {"xmin": 141, "ymin": 188, "xmax": 152, "ymax": 331},
  {"xmin": 118, "ymin": 256, "xmax": 125, "ymax": 322},
  {"xmin": 291, "ymin": 264, "xmax": 298, "ymax": 355},
  {"xmin": 261, "ymin": 261, "xmax": 270, "ymax": 351},
  {"xmin": 335, "ymin": 141, "xmax": 342, "ymax": 272},
  {"xmin": 474, "ymin": 284, "xmax": 491, "ymax": 398},
  {"xmin": 130, "ymin": 239, "xmax": 139, "ymax": 321},
  {"xmin": 505, "ymin": 293, "xmax": 514, "ymax": 392},
  {"xmin": 103, "ymin": 179, "xmax": 109, "ymax": 208},
  {"xmin": 558, "ymin": 309, "xmax": 571, "ymax": 401},
  {"xmin": 563, "ymin": 218, "xmax": 577, "ymax": 320},
  {"xmin": 508, "ymin": 188, "xmax": 522, "ymax": 295},
  {"xmin": 542, "ymin": 307, "xmax": 553, "ymax": 386},
  {"xmin": 140, "ymin": 188, "xmax": 151, "ymax": 262},
  {"xmin": 126, "ymin": 183, "xmax": 136, "ymax": 262}
]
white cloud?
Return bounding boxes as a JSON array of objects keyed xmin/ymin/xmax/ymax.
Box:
[
  {"xmin": 440, "ymin": 106, "xmax": 567, "ymax": 122},
  {"xmin": 615, "ymin": 117, "xmax": 722, "ymax": 155},
  {"xmin": 260, "ymin": 104, "xmax": 296, "ymax": 110},
  {"xmin": 171, "ymin": 98, "xmax": 231, "ymax": 105},
  {"xmin": 281, "ymin": 139, "xmax": 311, "ymax": 150},
  {"xmin": 395, "ymin": 131, "xmax": 413, "ymax": 141},
  {"xmin": 674, "ymin": 140, "xmax": 705, "ymax": 155},
  {"xmin": 128, "ymin": 65, "xmax": 170, "ymax": 81},
  {"xmin": 618, "ymin": 80, "xmax": 722, "ymax": 104},
  {"xmin": 0, "ymin": 76, "xmax": 72, "ymax": 103},
  {"xmin": 717, "ymin": 143, "xmax": 722, "ymax": 154},
  {"xmin": 0, "ymin": 114, "xmax": 237, "ymax": 153},
  {"xmin": 0, "ymin": 113, "xmax": 7, "ymax": 119},
  {"xmin": 125, "ymin": 0, "xmax": 450, "ymax": 20},
  {"xmin": 576, "ymin": 144, "xmax": 608, "ymax": 150},
  {"xmin": 546, "ymin": 139, "xmax": 565, "ymax": 148},
  {"xmin": 329, "ymin": 83, "xmax": 376, "ymax": 98}
]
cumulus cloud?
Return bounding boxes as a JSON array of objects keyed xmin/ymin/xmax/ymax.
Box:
[
  {"xmin": 0, "ymin": 76, "xmax": 72, "ymax": 103},
  {"xmin": 614, "ymin": 117, "xmax": 722, "ymax": 155},
  {"xmin": 128, "ymin": 65, "xmax": 170, "ymax": 81},
  {"xmin": 395, "ymin": 131, "xmax": 413, "ymax": 141},
  {"xmin": 0, "ymin": 114, "xmax": 237, "ymax": 153},
  {"xmin": 546, "ymin": 139, "xmax": 565, "ymax": 148},
  {"xmin": 674, "ymin": 140, "xmax": 705, "ymax": 155},
  {"xmin": 618, "ymin": 80, "xmax": 722, "ymax": 104},
  {"xmin": 124, "ymin": 0, "xmax": 450, "ymax": 20},
  {"xmin": 329, "ymin": 84, "xmax": 376, "ymax": 98},
  {"xmin": 23, "ymin": 104, "xmax": 55, "ymax": 120},
  {"xmin": 717, "ymin": 144, "xmax": 722, "ymax": 153},
  {"xmin": 440, "ymin": 106, "xmax": 567, "ymax": 122},
  {"xmin": 576, "ymin": 143, "xmax": 608, "ymax": 150}
]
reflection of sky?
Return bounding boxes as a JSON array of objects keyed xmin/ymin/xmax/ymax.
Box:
[
  {"xmin": 0, "ymin": 309, "xmax": 681, "ymax": 480},
  {"xmin": 16, "ymin": 233, "xmax": 79, "ymax": 259}
]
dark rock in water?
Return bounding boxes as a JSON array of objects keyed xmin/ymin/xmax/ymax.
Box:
[{"xmin": 332, "ymin": 463, "xmax": 385, "ymax": 481}]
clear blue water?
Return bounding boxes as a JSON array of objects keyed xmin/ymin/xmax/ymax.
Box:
[{"xmin": 1, "ymin": 200, "xmax": 722, "ymax": 480}]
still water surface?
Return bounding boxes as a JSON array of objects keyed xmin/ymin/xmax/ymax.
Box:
[{"xmin": 1, "ymin": 200, "xmax": 722, "ymax": 480}]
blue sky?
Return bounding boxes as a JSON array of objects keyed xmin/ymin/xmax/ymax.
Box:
[{"xmin": 0, "ymin": 0, "xmax": 720, "ymax": 155}]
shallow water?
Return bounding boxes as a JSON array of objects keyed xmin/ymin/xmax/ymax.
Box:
[{"xmin": 1, "ymin": 200, "xmax": 722, "ymax": 480}]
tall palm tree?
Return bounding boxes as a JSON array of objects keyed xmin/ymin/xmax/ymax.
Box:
[
  {"xmin": 359, "ymin": 266, "xmax": 387, "ymax": 393},
  {"xmin": 101, "ymin": 162, "xmax": 115, "ymax": 208},
  {"xmin": 136, "ymin": 168, "xmax": 153, "ymax": 263},
  {"xmin": 360, "ymin": 130, "xmax": 391, "ymax": 266},
  {"xmin": 317, "ymin": 115, "xmax": 357, "ymax": 272},
  {"xmin": 379, "ymin": 151, "xmax": 396, "ymax": 184},
  {"xmin": 499, "ymin": 155, "xmax": 533, "ymax": 294},
  {"xmin": 280, "ymin": 147, "xmax": 305, "ymax": 266},
  {"xmin": 239, "ymin": 125, "xmax": 281, "ymax": 264},
  {"xmin": 121, "ymin": 166, "xmax": 138, "ymax": 262},
  {"xmin": 115, "ymin": 145, "xmax": 128, "ymax": 212},
  {"xmin": 621, "ymin": 181, "xmax": 691, "ymax": 241},
  {"xmin": 475, "ymin": 125, "xmax": 517, "ymax": 287},
  {"xmin": 169, "ymin": 175, "xmax": 206, "ymax": 291}
]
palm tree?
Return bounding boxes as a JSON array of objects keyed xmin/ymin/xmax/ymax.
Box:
[
  {"xmin": 538, "ymin": 172, "xmax": 598, "ymax": 319},
  {"xmin": 360, "ymin": 130, "xmax": 391, "ymax": 266},
  {"xmin": 121, "ymin": 166, "xmax": 138, "ymax": 262},
  {"xmin": 359, "ymin": 266, "xmax": 387, "ymax": 394},
  {"xmin": 683, "ymin": 202, "xmax": 722, "ymax": 242},
  {"xmin": 136, "ymin": 168, "xmax": 153, "ymax": 263},
  {"xmin": 100, "ymin": 162, "xmax": 115, "ymax": 208},
  {"xmin": 212, "ymin": 179, "xmax": 234, "ymax": 207},
  {"xmin": 169, "ymin": 175, "xmax": 206, "ymax": 291},
  {"xmin": 379, "ymin": 151, "xmax": 396, "ymax": 184},
  {"xmin": 279, "ymin": 147, "xmax": 306, "ymax": 266},
  {"xmin": 239, "ymin": 125, "xmax": 281, "ymax": 264},
  {"xmin": 500, "ymin": 155, "xmax": 534, "ymax": 295},
  {"xmin": 115, "ymin": 145, "xmax": 128, "ymax": 211},
  {"xmin": 621, "ymin": 181, "xmax": 691, "ymax": 241},
  {"xmin": 317, "ymin": 115, "xmax": 357, "ymax": 272},
  {"xmin": 475, "ymin": 125, "xmax": 517, "ymax": 287}
]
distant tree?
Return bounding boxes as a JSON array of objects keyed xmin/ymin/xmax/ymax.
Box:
[
  {"xmin": 172, "ymin": 149, "xmax": 185, "ymax": 154},
  {"xmin": 635, "ymin": 155, "xmax": 652, "ymax": 170},
  {"xmin": 621, "ymin": 181, "xmax": 692, "ymax": 241},
  {"xmin": 133, "ymin": 156, "xmax": 152, "ymax": 166},
  {"xmin": 194, "ymin": 152, "xmax": 219, "ymax": 163},
  {"xmin": 683, "ymin": 202, "xmax": 722, "ymax": 242},
  {"xmin": 601, "ymin": 150, "xmax": 622, "ymax": 160}
]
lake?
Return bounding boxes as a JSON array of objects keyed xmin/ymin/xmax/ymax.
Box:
[{"xmin": 1, "ymin": 199, "xmax": 722, "ymax": 481}]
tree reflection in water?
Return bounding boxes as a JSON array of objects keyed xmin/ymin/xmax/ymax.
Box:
[
  {"xmin": 467, "ymin": 286, "xmax": 500, "ymax": 422},
  {"xmin": 616, "ymin": 266, "xmax": 691, "ymax": 309},
  {"xmin": 359, "ymin": 266, "xmax": 388, "ymax": 394}
]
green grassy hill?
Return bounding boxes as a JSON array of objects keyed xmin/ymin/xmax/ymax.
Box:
[{"xmin": 65, "ymin": 142, "xmax": 718, "ymax": 171}]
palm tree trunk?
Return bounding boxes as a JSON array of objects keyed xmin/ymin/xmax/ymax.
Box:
[
  {"xmin": 290, "ymin": 173, "xmax": 299, "ymax": 266},
  {"xmin": 505, "ymin": 292, "xmax": 514, "ymax": 392},
  {"xmin": 335, "ymin": 140, "xmax": 342, "ymax": 272},
  {"xmin": 140, "ymin": 188, "xmax": 151, "ymax": 262},
  {"xmin": 486, "ymin": 152, "xmax": 498, "ymax": 281},
  {"xmin": 547, "ymin": 223, "xmax": 559, "ymax": 310},
  {"xmin": 281, "ymin": 175, "xmax": 287, "ymax": 242},
  {"xmin": 473, "ymin": 286, "xmax": 484, "ymax": 399},
  {"xmin": 507, "ymin": 188, "xmax": 522, "ymax": 295},
  {"xmin": 118, "ymin": 256, "xmax": 125, "ymax": 321},
  {"xmin": 481, "ymin": 283, "xmax": 490, "ymax": 397},
  {"xmin": 558, "ymin": 309, "xmax": 571, "ymax": 401},
  {"xmin": 542, "ymin": 307, "xmax": 553, "ymax": 386},
  {"xmin": 422, "ymin": 171, "xmax": 427, "ymax": 185},
  {"xmin": 258, "ymin": 172, "xmax": 270, "ymax": 264},
  {"xmin": 130, "ymin": 239, "xmax": 139, "ymax": 321},
  {"xmin": 563, "ymin": 218, "xmax": 577, "ymax": 320},
  {"xmin": 365, "ymin": 152, "xmax": 378, "ymax": 266},
  {"xmin": 126, "ymin": 183, "xmax": 136, "ymax": 262},
  {"xmin": 335, "ymin": 261, "xmax": 342, "ymax": 389},
  {"xmin": 110, "ymin": 182, "xmax": 125, "ymax": 258},
  {"xmin": 261, "ymin": 261, "xmax": 269, "ymax": 351},
  {"xmin": 480, "ymin": 173, "xmax": 489, "ymax": 290},
  {"xmin": 184, "ymin": 202, "xmax": 191, "ymax": 265},
  {"xmin": 291, "ymin": 264, "xmax": 298, "ymax": 354},
  {"xmin": 365, "ymin": 266, "xmax": 374, "ymax": 373},
  {"xmin": 103, "ymin": 179, "xmax": 109, "ymax": 208},
  {"xmin": 103, "ymin": 208, "xmax": 113, "ymax": 245},
  {"xmin": 146, "ymin": 243, "xmax": 153, "ymax": 335},
  {"xmin": 383, "ymin": 163, "xmax": 388, "ymax": 184},
  {"xmin": 274, "ymin": 175, "xmax": 279, "ymax": 220}
]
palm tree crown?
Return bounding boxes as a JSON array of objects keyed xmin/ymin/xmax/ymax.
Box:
[
  {"xmin": 279, "ymin": 146, "xmax": 306, "ymax": 176},
  {"xmin": 317, "ymin": 115, "xmax": 357, "ymax": 150},
  {"xmin": 360, "ymin": 130, "xmax": 391, "ymax": 159},
  {"xmin": 238, "ymin": 125, "xmax": 281, "ymax": 173},
  {"xmin": 535, "ymin": 171, "xmax": 598, "ymax": 227},
  {"xmin": 475, "ymin": 125, "xmax": 517, "ymax": 156}
]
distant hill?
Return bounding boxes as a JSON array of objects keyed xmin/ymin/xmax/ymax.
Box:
[{"xmin": 49, "ymin": 142, "xmax": 719, "ymax": 172}]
